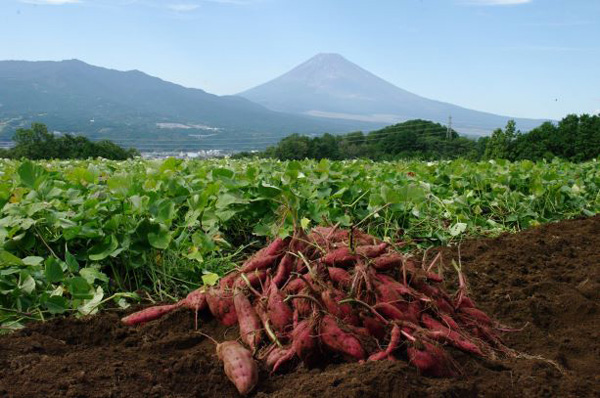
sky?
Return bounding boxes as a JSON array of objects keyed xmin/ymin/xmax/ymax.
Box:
[{"xmin": 0, "ymin": 0, "xmax": 599, "ymax": 120}]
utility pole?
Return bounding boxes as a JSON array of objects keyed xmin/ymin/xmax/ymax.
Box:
[{"xmin": 446, "ymin": 115, "xmax": 452, "ymax": 140}]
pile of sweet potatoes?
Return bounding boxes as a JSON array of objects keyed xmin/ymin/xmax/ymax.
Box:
[{"xmin": 122, "ymin": 226, "xmax": 513, "ymax": 395}]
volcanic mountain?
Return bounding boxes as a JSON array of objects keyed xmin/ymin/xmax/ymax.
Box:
[{"xmin": 238, "ymin": 53, "xmax": 546, "ymax": 135}]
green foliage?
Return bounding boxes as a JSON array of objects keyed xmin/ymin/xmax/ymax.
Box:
[
  {"xmin": 487, "ymin": 114, "xmax": 600, "ymax": 162},
  {"xmin": 263, "ymin": 120, "xmax": 475, "ymax": 161},
  {"xmin": 2, "ymin": 123, "xmax": 139, "ymax": 160},
  {"xmin": 262, "ymin": 115, "xmax": 600, "ymax": 163},
  {"xmin": 1, "ymin": 157, "xmax": 599, "ymax": 329}
]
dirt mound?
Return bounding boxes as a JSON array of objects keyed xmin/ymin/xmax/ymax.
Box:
[{"xmin": 1, "ymin": 217, "xmax": 599, "ymax": 398}]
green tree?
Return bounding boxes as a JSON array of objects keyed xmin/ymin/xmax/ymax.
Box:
[{"xmin": 7, "ymin": 123, "xmax": 139, "ymax": 160}]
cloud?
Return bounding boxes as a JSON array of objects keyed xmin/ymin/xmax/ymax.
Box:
[
  {"xmin": 167, "ymin": 3, "xmax": 200, "ymax": 12},
  {"xmin": 20, "ymin": 0, "xmax": 80, "ymax": 4},
  {"xmin": 461, "ymin": 0, "xmax": 531, "ymax": 5}
]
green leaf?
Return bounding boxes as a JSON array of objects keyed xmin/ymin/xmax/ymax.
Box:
[
  {"xmin": 148, "ymin": 224, "xmax": 171, "ymax": 249},
  {"xmin": 45, "ymin": 259, "xmax": 65, "ymax": 283},
  {"xmin": 0, "ymin": 250, "xmax": 24, "ymax": 267},
  {"xmin": 22, "ymin": 256, "xmax": 44, "ymax": 266},
  {"xmin": 19, "ymin": 271, "xmax": 36, "ymax": 294},
  {"xmin": 78, "ymin": 286, "xmax": 104, "ymax": 315},
  {"xmin": 79, "ymin": 268, "xmax": 109, "ymax": 285},
  {"xmin": 202, "ymin": 272, "xmax": 220, "ymax": 286},
  {"xmin": 449, "ymin": 222, "xmax": 467, "ymax": 237},
  {"xmin": 17, "ymin": 160, "xmax": 47, "ymax": 189},
  {"xmin": 65, "ymin": 277, "xmax": 94, "ymax": 300},
  {"xmin": 65, "ymin": 249, "xmax": 79, "ymax": 272},
  {"xmin": 45, "ymin": 296, "xmax": 68, "ymax": 314},
  {"xmin": 300, "ymin": 217, "xmax": 311, "ymax": 229},
  {"xmin": 88, "ymin": 235, "xmax": 119, "ymax": 261}
]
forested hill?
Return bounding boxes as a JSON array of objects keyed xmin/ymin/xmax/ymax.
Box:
[
  {"xmin": 250, "ymin": 115, "xmax": 600, "ymax": 162},
  {"xmin": 0, "ymin": 59, "xmax": 380, "ymax": 151}
]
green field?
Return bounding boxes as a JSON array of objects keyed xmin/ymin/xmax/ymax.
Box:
[{"xmin": 1, "ymin": 157, "xmax": 599, "ymax": 330}]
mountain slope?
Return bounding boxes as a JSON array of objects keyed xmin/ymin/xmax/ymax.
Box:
[
  {"xmin": 0, "ymin": 59, "xmax": 380, "ymax": 151},
  {"xmin": 238, "ymin": 53, "xmax": 547, "ymax": 135}
]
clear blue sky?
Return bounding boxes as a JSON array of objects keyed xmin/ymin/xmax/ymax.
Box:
[{"xmin": 1, "ymin": 0, "xmax": 599, "ymax": 120}]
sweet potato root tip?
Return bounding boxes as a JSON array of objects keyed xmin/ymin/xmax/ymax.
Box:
[
  {"xmin": 217, "ymin": 340, "xmax": 259, "ymax": 395},
  {"xmin": 367, "ymin": 350, "xmax": 389, "ymax": 361},
  {"xmin": 269, "ymin": 346, "xmax": 297, "ymax": 373},
  {"xmin": 121, "ymin": 303, "xmax": 181, "ymax": 326}
]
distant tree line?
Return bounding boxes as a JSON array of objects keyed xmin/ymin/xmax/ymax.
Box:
[
  {"xmin": 484, "ymin": 114, "xmax": 600, "ymax": 162},
  {"xmin": 236, "ymin": 114, "xmax": 599, "ymax": 162},
  {"xmin": 0, "ymin": 123, "xmax": 139, "ymax": 160}
]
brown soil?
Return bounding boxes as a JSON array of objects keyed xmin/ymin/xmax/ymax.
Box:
[{"xmin": 1, "ymin": 217, "xmax": 599, "ymax": 398}]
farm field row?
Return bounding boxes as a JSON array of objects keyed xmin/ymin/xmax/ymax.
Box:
[{"xmin": 1, "ymin": 157, "xmax": 599, "ymax": 329}]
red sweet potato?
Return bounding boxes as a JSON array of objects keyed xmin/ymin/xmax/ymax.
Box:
[
  {"xmin": 375, "ymin": 274, "xmax": 418, "ymax": 297},
  {"xmin": 267, "ymin": 282, "xmax": 293, "ymax": 333},
  {"xmin": 291, "ymin": 289, "xmax": 313, "ymax": 317},
  {"xmin": 360, "ymin": 314, "xmax": 387, "ymax": 341},
  {"xmin": 407, "ymin": 341, "xmax": 457, "ymax": 377},
  {"xmin": 264, "ymin": 237, "xmax": 289, "ymax": 256},
  {"xmin": 272, "ymin": 253, "xmax": 294, "ymax": 287},
  {"xmin": 355, "ymin": 242, "xmax": 388, "ymax": 258},
  {"xmin": 321, "ymin": 247, "xmax": 358, "ymax": 267},
  {"xmin": 374, "ymin": 302, "xmax": 419, "ymax": 325},
  {"xmin": 283, "ymin": 277, "xmax": 307, "ymax": 294},
  {"xmin": 292, "ymin": 319, "xmax": 318, "ymax": 366},
  {"xmin": 235, "ymin": 270, "xmax": 268, "ymax": 290},
  {"xmin": 319, "ymin": 315, "xmax": 365, "ymax": 361},
  {"xmin": 181, "ymin": 288, "xmax": 208, "ymax": 329},
  {"xmin": 385, "ymin": 324, "xmax": 402, "ymax": 356},
  {"xmin": 367, "ymin": 350, "xmax": 389, "ymax": 361},
  {"xmin": 321, "ymin": 288, "xmax": 359, "ymax": 326},
  {"xmin": 455, "ymin": 295, "xmax": 476, "ymax": 310},
  {"xmin": 458, "ymin": 307, "xmax": 492, "ymax": 326},
  {"xmin": 372, "ymin": 252, "xmax": 404, "ymax": 271},
  {"xmin": 219, "ymin": 272, "xmax": 239, "ymax": 290},
  {"xmin": 266, "ymin": 345, "xmax": 296, "ymax": 373},
  {"xmin": 327, "ymin": 267, "xmax": 352, "ymax": 289},
  {"xmin": 121, "ymin": 303, "xmax": 181, "ymax": 326},
  {"xmin": 421, "ymin": 314, "xmax": 484, "ymax": 356},
  {"xmin": 240, "ymin": 253, "xmax": 280, "ymax": 273},
  {"xmin": 216, "ymin": 340, "xmax": 259, "ymax": 395},
  {"xmin": 233, "ymin": 290, "xmax": 263, "ymax": 352},
  {"xmin": 375, "ymin": 282, "xmax": 403, "ymax": 304},
  {"xmin": 206, "ymin": 288, "xmax": 238, "ymax": 326}
]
